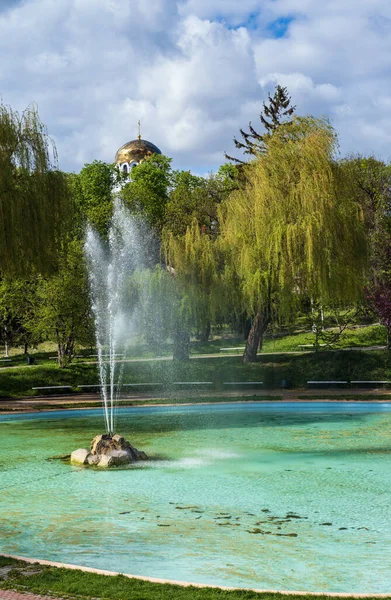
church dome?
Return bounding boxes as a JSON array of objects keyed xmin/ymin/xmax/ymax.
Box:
[{"xmin": 115, "ymin": 138, "xmax": 162, "ymax": 171}]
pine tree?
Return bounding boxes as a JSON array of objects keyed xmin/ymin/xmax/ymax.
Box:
[{"xmin": 225, "ymin": 85, "xmax": 296, "ymax": 164}]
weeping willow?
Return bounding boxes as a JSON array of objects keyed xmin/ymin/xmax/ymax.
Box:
[
  {"xmin": 218, "ymin": 116, "xmax": 368, "ymax": 360},
  {"xmin": 163, "ymin": 220, "xmax": 224, "ymax": 335},
  {"xmin": 0, "ymin": 102, "xmax": 72, "ymax": 275}
]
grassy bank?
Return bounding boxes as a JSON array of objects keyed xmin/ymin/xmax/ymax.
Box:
[
  {"xmin": 0, "ymin": 349, "xmax": 390, "ymax": 400},
  {"xmin": 0, "ymin": 556, "xmax": 386, "ymax": 600},
  {"xmin": 191, "ymin": 323, "xmax": 388, "ymax": 355},
  {"xmin": 0, "ymin": 323, "xmax": 388, "ymax": 365}
]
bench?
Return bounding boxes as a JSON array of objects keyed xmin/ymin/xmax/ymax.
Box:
[
  {"xmin": 0, "ymin": 358, "xmax": 12, "ymax": 362},
  {"xmin": 351, "ymin": 380, "xmax": 391, "ymax": 387},
  {"xmin": 78, "ymin": 384, "xmax": 123, "ymax": 388},
  {"xmin": 32, "ymin": 386, "xmax": 72, "ymax": 393},
  {"xmin": 78, "ymin": 383, "xmax": 164, "ymax": 389},
  {"xmin": 220, "ymin": 347, "xmax": 244, "ymax": 352},
  {"xmin": 172, "ymin": 381, "xmax": 213, "ymax": 387},
  {"xmin": 78, "ymin": 384, "xmax": 108, "ymax": 389},
  {"xmin": 123, "ymin": 383, "xmax": 163, "ymax": 387},
  {"xmin": 223, "ymin": 381, "xmax": 264, "ymax": 386},
  {"xmin": 307, "ymin": 380, "xmax": 348, "ymax": 387},
  {"xmin": 77, "ymin": 354, "xmax": 125, "ymax": 358},
  {"xmin": 298, "ymin": 344, "xmax": 327, "ymax": 351}
]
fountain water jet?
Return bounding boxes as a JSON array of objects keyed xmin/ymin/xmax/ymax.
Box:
[{"xmin": 72, "ymin": 199, "xmax": 152, "ymax": 466}]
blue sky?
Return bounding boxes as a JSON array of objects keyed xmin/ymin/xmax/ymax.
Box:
[{"xmin": 0, "ymin": 0, "xmax": 390, "ymax": 173}]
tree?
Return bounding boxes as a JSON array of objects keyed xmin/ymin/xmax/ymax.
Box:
[
  {"xmin": 162, "ymin": 165, "xmax": 241, "ymax": 348},
  {"xmin": 219, "ymin": 117, "xmax": 367, "ymax": 362},
  {"xmin": 0, "ymin": 102, "xmax": 72, "ymax": 275},
  {"xmin": 341, "ymin": 156, "xmax": 391, "ymax": 345},
  {"xmin": 366, "ymin": 283, "xmax": 391, "ymax": 349},
  {"xmin": 30, "ymin": 241, "xmax": 94, "ymax": 367},
  {"xmin": 164, "ymin": 220, "xmax": 223, "ymax": 355},
  {"xmin": 0, "ymin": 278, "xmax": 40, "ymax": 355},
  {"xmin": 165, "ymin": 165, "xmax": 239, "ymax": 238},
  {"xmin": 340, "ymin": 156, "xmax": 391, "ymax": 231},
  {"xmin": 225, "ymin": 85, "xmax": 296, "ymax": 164},
  {"xmin": 121, "ymin": 154, "xmax": 173, "ymax": 232},
  {"xmin": 71, "ymin": 161, "xmax": 120, "ymax": 237},
  {"xmin": 340, "ymin": 156, "xmax": 391, "ymax": 284}
]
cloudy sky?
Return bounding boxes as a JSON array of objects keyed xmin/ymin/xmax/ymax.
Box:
[{"xmin": 1, "ymin": 0, "xmax": 390, "ymax": 173}]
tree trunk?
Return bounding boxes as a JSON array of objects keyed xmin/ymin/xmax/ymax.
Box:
[
  {"xmin": 243, "ymin": 317, "xmax": 252, "ymax": 340},
  {"xmin": 4, "ymin": 324, "xmax": 9, "ymax": 357},
  {"xmin": 243, "ymin": 311, "xmax": 266, "ymax": 363},
  {"xmin": 199, "ymin": 321, "xmax": 211, "ymax": 343},
  {"xmin": 173, "ymin": 328, "xmax": 190, "ymax": 361},
  {"xmin": 57, "ymin": 333, "xmax": 75, "ymax": 367},
  {"xmin": 24, "ymin": 343, "xmax": 28, "ymax": 354}
]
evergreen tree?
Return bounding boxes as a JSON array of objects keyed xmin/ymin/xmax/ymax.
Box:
[{"xmin": 225, "ymin": 85, "xmax": 296, "ymax": 164}]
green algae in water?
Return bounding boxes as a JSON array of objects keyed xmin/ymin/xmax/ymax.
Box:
[{"xmin": 0, "ymin": 402, "xmax": 391, "ymax": 594}]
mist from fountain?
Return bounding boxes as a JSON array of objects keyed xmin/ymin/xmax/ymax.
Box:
[{"xmin": 84, "ymin": 199, "xmax": 152, "ymax": 436}]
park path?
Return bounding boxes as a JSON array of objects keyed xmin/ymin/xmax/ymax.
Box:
[
  {"xmin": 1, "ymin": 388, "xmax": 391, "ymax": 414},
  {"xmin": 0, "ymin": 592, "xmax": 65, "ymax": 600}
]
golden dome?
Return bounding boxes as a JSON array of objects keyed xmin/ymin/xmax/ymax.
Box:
[{"xmin": 115, "ymin": 138, "xmax": 162, "ymax": 166}]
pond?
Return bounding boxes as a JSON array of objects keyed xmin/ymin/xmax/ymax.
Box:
[{"xmin": 1, "ymin": 402, "xmax": 391, "ymax": 594}]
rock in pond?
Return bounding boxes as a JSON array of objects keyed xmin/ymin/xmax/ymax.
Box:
[
  {"xmin": 87, "ymin": 454, "xmax": 100, "ymax": 466},
  {"xmin": 71, "ymin": 448, "xmax": 90, "ymax": 465},
  {"xmin": 72, "ymin": 434, "xmax": 149, "ymax": 468}
]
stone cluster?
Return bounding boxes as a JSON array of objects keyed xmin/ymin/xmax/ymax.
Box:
[{"xmin": 70, "ymin": 434, "xmax": 148, "ymax": 468}]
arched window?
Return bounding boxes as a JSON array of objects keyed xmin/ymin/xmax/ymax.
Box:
[{"xmin": 121, "ymin": 163, "xmax": 129, "ymax": 174}]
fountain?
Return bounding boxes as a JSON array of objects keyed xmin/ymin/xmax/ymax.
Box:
[{"xmin": 71, "ymin": 199, "xmax": 152, "ymax": 467}]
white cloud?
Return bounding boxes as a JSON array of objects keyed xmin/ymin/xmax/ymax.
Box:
[
  {"xmin": 0, "ymin": 0, "xmax": 390, "ymax": 171},
  {"xmin": 178, "ymin": 0, "xmax": 262, "ymax": 26}
]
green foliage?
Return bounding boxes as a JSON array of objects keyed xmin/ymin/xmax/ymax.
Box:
[
  {"xmin": 126, "ymin": 266, "xmax": 180, "ymax": 348},
  {"xmin": 70, "ymin": 160, "xmax": 121, "ymax": 237},
  {"xmin": 164, "ymin": 221, "xmax": 224, "ymax": 336},
  {"xmin": 165, "ymin": 167, "xmax": 240, "ymax": 237},
  {"xmin": 1, "ymin": 329, "xmax": 390, "ymax": 398},
  {"xmin": 339, "ymin": 155, "xmax": 391, "ymax": 281},
  {"xmin": 219, "ymin": 117, "xmax": 368, "ymax": 320},
  {"xmin": 28, "ymin": 241, "xmax": 94, "ymax": 367},
  {"xmin": 0, "ymin": 278, "xmax": 40, "ymax": 351},
  {"xmin": 121, "ymin": 154, "xmax": 173, "ymax": 230},
  {"xmin": 339, "ymin": 155, "xmax": 391, "ymax": 229},
  {"xmin": 0, "ymin": 102, "xmax": 73, "ymax": 275},
  {"xmin": 164, "ymin": 172, "xmax": 207, "ymax": 236}
]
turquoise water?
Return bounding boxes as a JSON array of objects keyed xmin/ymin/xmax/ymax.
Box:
[{"xmin": 1, "ymin": 402, "xmax": 391, "ymax": 594}]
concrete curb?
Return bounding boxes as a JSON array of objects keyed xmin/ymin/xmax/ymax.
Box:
[{"xmin": 1, "ymin": 554, "xmax": 390, "ymax": 598}]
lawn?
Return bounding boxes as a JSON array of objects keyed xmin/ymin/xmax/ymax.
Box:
[
  {"xmin": 0, "ymin": 349, "xmax": 390, "ymax": 400},
  {"xmin": 0, "ymin": 557, "xmax": 387, "ymax": 600},
  {"xmin": 191, "ymin": 324, "xmax": 387, "ymax": 355}
]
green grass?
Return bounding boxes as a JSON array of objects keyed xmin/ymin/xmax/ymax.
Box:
[
  {"xmin": 191, "ymin": 324, "xmax": 388, "ymax": 355},
  {"xmin": 0, "ymin": 557, "xmax": 387, "ymax": 600},
  {"xmin": 0, "ymin": 349, "xmax": 390, "ymax": 400},
  {"xmin": 0, "ymin": 323, "xmax": 387, "ymax": 365}
]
